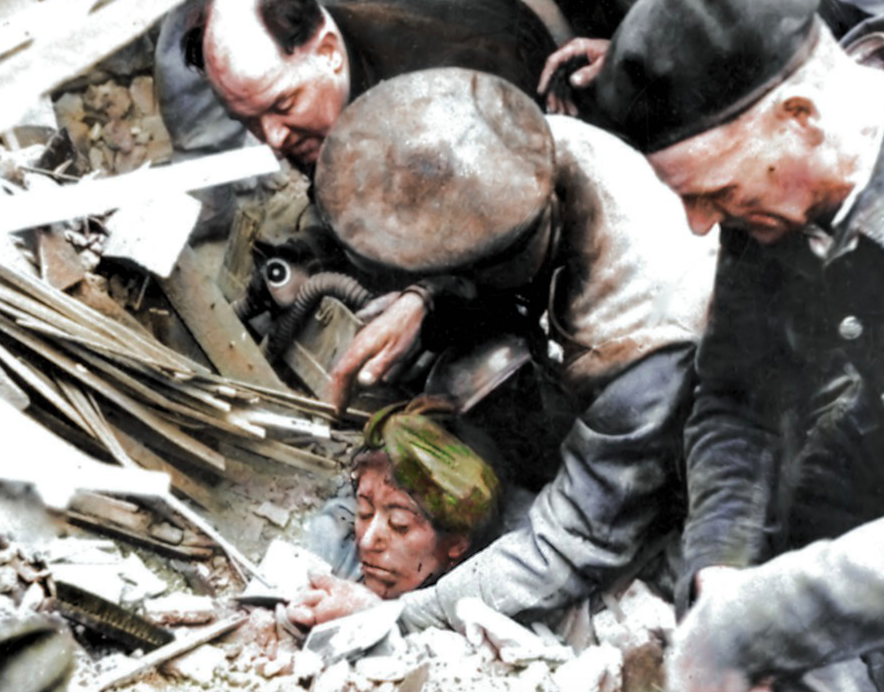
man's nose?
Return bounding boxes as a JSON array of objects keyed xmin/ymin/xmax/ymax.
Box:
[
  {"xmin": 683, "ymin": 199, "xmax": 721, "ymax": 236},
  {"xmin": 358, "ymin": 516, "xmax": 386, "ymax": 551},
  {"xmin": 259, "ymin": 115, "xmax": 289, "ymax": 151}
]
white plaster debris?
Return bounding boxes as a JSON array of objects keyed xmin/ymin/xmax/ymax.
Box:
[
  {"xmin": 291, "ymin": 648, "xmax": 324, "ymax": 682},
  {"xmin": 553, "ymin": 643, "xmax": 624, "ymax": 692},
  {"xmin": 455, "ymin": 596, "xmax": 573, "ymax": 665},
  {"xmin": 594, "ymin": 580, "xmax": 676, "ymax": 652},
  {"xmin": 118, "ymin": 553, "xmax": 168, "ymax": 604},
  {"xmin": 147, "ymin": 522, "xmax": 184, "ymax": 545},
  {"xmin": 162, "ymin": 643, "xmax": 227, "ymax": 686},
  {"xmin": 311, "ymin": 659, "xmax": 351, "ymax": 692},
  {"xmin": 355, "ymin": 654, "xmax": 411, "ymax": 682},
  {"xmin": 253, "ymin": 500, "xmax": 291, "ymax": 529},
  {"xmin": 143, "ymin": 593, "xmax": 216, "ymax": 626}
]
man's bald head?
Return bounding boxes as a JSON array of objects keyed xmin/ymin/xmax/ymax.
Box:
[{"xmin": 203, "ymin": 0, "xmax": 350, "ymax": 166}]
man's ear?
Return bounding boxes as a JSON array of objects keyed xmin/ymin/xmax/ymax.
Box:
[
  {"xmin": 444, "ymin": 534, "xmax": 471, "ymax": 564},
  {"xmin": 778, "ymin": 95, "xmax": 824, "ymax": 146},
  {"xmin": 316, "ymin": 30, "xmax": 345, "ymax": 72}
]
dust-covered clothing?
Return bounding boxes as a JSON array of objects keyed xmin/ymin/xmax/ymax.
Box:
[{"xmin": 398, "ymin": 117, "xmax": 718, "ymax": 630}]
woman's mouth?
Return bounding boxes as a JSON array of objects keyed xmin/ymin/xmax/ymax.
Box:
[{"xmin": 361, "ymin": 562, "xmax": 397, "ymax": 581}]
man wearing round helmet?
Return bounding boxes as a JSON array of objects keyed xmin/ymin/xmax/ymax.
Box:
[
  {"xmin": 589, "ymin": 0, "xmax": 884, "ymax": 689},
  {"xmin": 289, "ymin": 67, "xmax": 718, "ymax": 630}
]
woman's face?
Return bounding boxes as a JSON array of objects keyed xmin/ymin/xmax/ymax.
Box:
[{"xmin": 354, "ymin": 460, "xmax": 466, "ymax": 598}]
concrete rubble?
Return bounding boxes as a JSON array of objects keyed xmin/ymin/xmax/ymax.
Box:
[{"xmin": 0, "ymin": 5, "xmax": 681, "ymax": 692}]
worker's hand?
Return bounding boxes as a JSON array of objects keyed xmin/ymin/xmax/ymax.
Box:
[
  {"xmin": 326, "ymin": 291, "xmax": 427, "ymax": 414},
  {"xmin": 537, "ymin": 38, "xmax": 610, "ymax": 115},
  {"xmin": 286, "ymin": 573, "xmax": 382, "ymax": 628},
  {"xmin": 666, "ymin": 566, "xmax": 772, "ymax": 692}
]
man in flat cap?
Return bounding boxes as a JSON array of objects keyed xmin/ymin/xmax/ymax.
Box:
[
  {"xmin": 590, "ymin": 0, "xmax": 884, "ymax": 688},
  {"xmin": 286, "ymin": 67, "xmax": 718, "ymax": 631}
]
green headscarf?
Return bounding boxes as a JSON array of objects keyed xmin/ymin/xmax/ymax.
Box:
[{"xmin": 363, "ymin": 399, "xmax": 501, "ymax": 534}]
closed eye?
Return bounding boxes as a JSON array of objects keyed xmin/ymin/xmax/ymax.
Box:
[{"xmin": 273, "ymin": 91, "xmax": 299, "ymax": 114}]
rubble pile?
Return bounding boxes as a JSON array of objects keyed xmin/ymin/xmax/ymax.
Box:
[
  {"xmin": 0, "ymin": 7, "xmax": 675, "ymax": 692},
  {"xmin": 53, "ymin": 75, "xmax": 173, "ymax": 177}
]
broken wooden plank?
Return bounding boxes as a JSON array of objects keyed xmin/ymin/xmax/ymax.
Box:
[
  {"xmin": 102, "ymin": 192, "xmax": 202, "ymax": 277},
  {"xmin": 0, "ymin": 0, "xmax": 186, "ymax": 133},
  {"xmin": 226, "ymin": 437, "xmax": 339, "ymax": 474},
  {"xmin": 64, "ymin": 343, "xmax": 251, "ymax": 439},
  {"xmin": 107, "ymin": 422, "xmax": 218, "ymax": 511},
  {"xmin": 217, "ymin": 208, "xmax": 261, "ymax": 303},
  {"xmin": 0, "ymin": 397, "xmax": 169, "ymax": 508},
  {"xmin": 37, "ymin": 226, "xmax": 85, "ymax": 290},
  {"xmin": 0, "ymin": 337, "xmax": 92, "ymax": 432},
  {"xmin": 230, "ymin": 408, "xmax": 330, "ymax": 439},
  {"xmin": 94, "ymin": 613, "xmax": 248, "ymax": 691},
  {"xmin": 160, "ymin": 245, "xmax": 287, "ymax": 389},
  {"xmin": 66, "ymin": 511, "xmax": 214, "ymax": 561},
  {"xmin": 0, "ymin": 260, "xmax": 205, "ymax": 374},
  {"xmin": 68, "ymin": 491, "xmax": 146, "ymax": 532},
  {"xmin": 0, "ymin": 314, "xmax": 227, "ymax": 471},
  {"xmin": 0, "ymin": 358, "xmax": 29, "ymax": 410},
  {"xmin": 0, "ymin": 147, "xmax": 279, "ymax": 234},
  {"xmin": 58, "ymin": 378, "xmax": 139, "ymax": 468}
]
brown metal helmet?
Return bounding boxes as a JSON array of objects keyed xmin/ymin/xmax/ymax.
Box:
[{"xmin": 315, "ymin": 68, "xmax": 555, "ymax": 277}]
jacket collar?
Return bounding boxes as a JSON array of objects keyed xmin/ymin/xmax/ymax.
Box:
[{"xmin": 829, "ymin": 132, "xmax": 884, "ymax": 259}]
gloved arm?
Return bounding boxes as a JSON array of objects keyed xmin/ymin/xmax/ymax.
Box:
[
  {"xmin": 400, "ymin": 342, "xmax": 695, "ymax": 631},
  {"xmin": 667, "ymin": 516, "xmax": 884, "ymax": 692}
]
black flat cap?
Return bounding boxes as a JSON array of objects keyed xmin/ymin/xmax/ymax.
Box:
[{"xmin": 589, "ymin": 0, "xmax": 821, "ymax": 152}]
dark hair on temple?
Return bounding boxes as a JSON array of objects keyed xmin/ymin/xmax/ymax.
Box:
[{"xmin": 258, "ymin": 0, "xmax": 324, "ymax": 54}]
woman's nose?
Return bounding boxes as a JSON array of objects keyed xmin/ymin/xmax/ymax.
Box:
[{"xmin": 358, "ymin": 515, "xmax": 387, "ymax": 551}]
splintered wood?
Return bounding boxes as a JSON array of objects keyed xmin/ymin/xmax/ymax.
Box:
[{"xmin": 0, "ymin": 258, "xmax": 341, "ymax": 504}]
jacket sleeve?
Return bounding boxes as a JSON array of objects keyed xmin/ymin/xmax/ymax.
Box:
[
  {"xmin": 668, "ymin": 516, "xmax": 884, "ymax": 690},
  {"xmin": 678, "ymin": 228, "xmax": 792, "ymax": 612},
  {"xmin": 399, "ymin": 342, "xmax": 695, "ymax": 632}
]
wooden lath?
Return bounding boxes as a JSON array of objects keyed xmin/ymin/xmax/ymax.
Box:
[{"xmin": 0, "ymin": 0, "xmax": 186, "ymax": 133}]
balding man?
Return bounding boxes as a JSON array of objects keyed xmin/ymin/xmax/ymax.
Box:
[
  {"xmin": 589, "ymin": 0, "xmax": 884, "ymax": 688},
  {"xmin": 155, "ymin": 0, "xmax": 555, "ymax": 171}
]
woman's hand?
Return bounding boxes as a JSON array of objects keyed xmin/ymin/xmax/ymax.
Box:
[{"xmin": 286, "ymin": 573, "xmax": 382, "ymax": 628}]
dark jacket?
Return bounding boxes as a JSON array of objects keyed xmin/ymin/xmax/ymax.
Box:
[
  {"xmin": 155, "ymin": 0, "xmax": 555, "ymax": 163},
  {"xmin": 679, "ymin": 138, "xmax": 884, "ymax": 612},
  {"xmin": 327, "ymin": 0, "xmax": 555, "ymax": 101}
]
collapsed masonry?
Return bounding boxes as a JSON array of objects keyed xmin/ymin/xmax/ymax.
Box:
[{"xmin": 0, "ymin": 2, "xmax": 676, "ymax": 691}]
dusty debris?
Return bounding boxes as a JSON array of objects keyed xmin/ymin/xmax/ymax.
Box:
[
  {"xmin": 147, "ymin": 522, "xmax": 184, "ymax": 545},
  {"xmin": 143, "ymin": 594, "xmax": 216, "ymax": 626},
  {"xmin": 304, "ymin": 600, "xmax": 405, "ymax": 665},
  {"xmin": 162, "ymin": 643, "xmax": 228, "ymax": 686},
  {"xmin": 355, "ymin": 655, "xmax": 412, "ymax": 682},
  {"xmin": 456, "ymin": 597, "xmax": 573, "ymax": 666},
  {"xmin": 253, "ymin": 500, "xmax": 290, "ymax": 529},
  {"xmin": 594, "ymin": 580, "xmax": 676, "ymax": 652},
  {"xmin": 94, "ymin": 614, "xmax": 249, "ymax": 691},
  {"xmin": 553, "ymin": 643, "xmax": 624, "ymax": 692}
]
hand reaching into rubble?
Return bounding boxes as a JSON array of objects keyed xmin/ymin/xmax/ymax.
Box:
[
  {"xmin": 326, "ymin": 292, "xmax": 427, "ymax": 414},
  {"xmin": 286, "ymin": 573, "xmax": 382, "ymax": 628},
  {"xmin": 666, "ymin": 566, "xmax": 772, "ymax": 692},
  {"xmin": 537, "ymin": 38, "xmax": 610, "ymax": 115}
]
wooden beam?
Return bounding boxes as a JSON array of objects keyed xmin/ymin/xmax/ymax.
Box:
[
  {"xmin": 160, "ymin": 246, "xmax": 287, "ymax": 389},
  {"xmin": 0, "ymin": 147, "xmax": 279, "ymax": 235}
]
